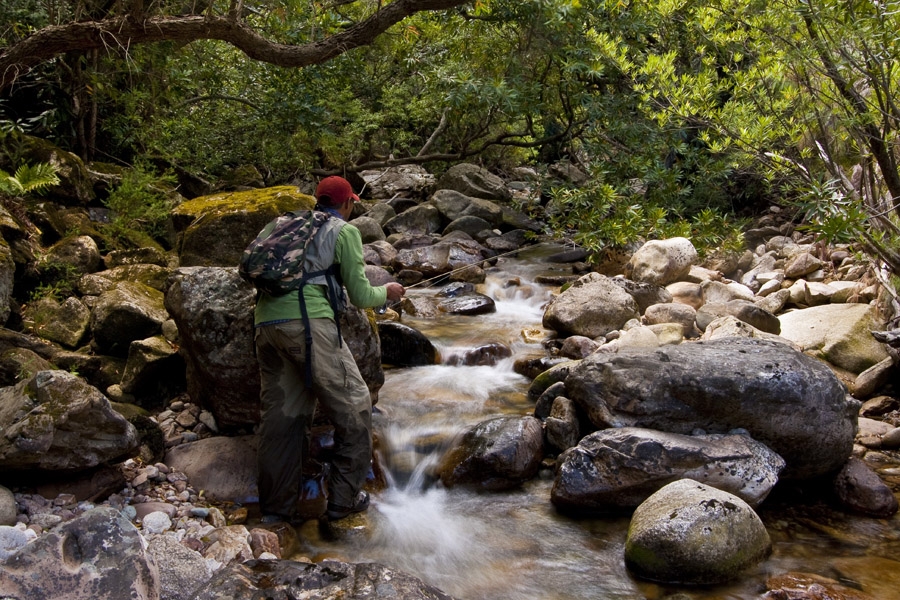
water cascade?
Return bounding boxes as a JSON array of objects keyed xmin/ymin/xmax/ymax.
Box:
[{"xmin": 298, "ymin": 244, "xmax": 900, "ymax": 600}]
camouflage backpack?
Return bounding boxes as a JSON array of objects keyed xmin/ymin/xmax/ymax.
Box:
[
  {"xmin": 238, "ymin": 210, "xmax": 332, "ymax": 295},
  {"xmin": 239, "ymin": 209, "xmax": 346, "ymax": 384}
]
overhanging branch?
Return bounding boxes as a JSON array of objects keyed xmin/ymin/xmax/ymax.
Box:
[{"xmin": 0, "ymin": 0, "xmax": 471, "ymax": 91}]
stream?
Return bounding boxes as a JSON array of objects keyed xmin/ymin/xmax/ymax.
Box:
[{"xmin": 296, "ymin": 243, "xmax": 900, "ymax": 600}]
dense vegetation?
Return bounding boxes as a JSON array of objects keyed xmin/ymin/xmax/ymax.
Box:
[{"xmin": 1, "ymin": 0, "xmax": 899, "ymax": 292}]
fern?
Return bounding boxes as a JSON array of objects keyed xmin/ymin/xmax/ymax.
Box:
[{"xmin": 0, "ymin": 162, "xmax": 60, "ymax": 195}]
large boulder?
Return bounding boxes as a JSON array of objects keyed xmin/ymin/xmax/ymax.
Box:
[
  {"xmin": 23, "ymin": 296, "xmax": 91, "ymax": 348},
  {"xmin": 41, "ymin": 234, "xmax": 101, "ymax": 278},
  {"xmin": 377, "ymin": 322, "xmax": 437, "ymax": 367},
  {"xmin": 90, "ymin": 281, "xmax": 169, "ymax": 357},
  {"xmin": 0, "ymin": 370, "xmax": 139, "ymax": 473},
  {"xmin": 165, "ymin": 266, "xmax": 384, "ymax": 429},
  {"xmin": 624, "ymin": 238, "xmax": 698, "ymax": 286},
  {"xmin": 0, "ymin": 507, "xmax": 159, "ymax": 599},
  {"xmin": 542, "ymin": 273, "xmax": 640, "ymax": 338},
  {"xmin": 165, "ymin": 435, "xmax": 258, "ymax": 503},
  {"xmin": 164, "ymin": 266, "xmax": 259, "ymax": 428},
  {"xmin": 79, "ymin": 263, "xmax": 172, "ymax": 295},
  {"xmin": 430, "ymin": 189, "xmax": 504, "ymax": 226},
  {"xmin": 624, "ymin": 479, "xmax": 771, "ymax": 585},
  {"xmin": 383, "ymin": 204, "xmax": 443, "ymax": 237},
  {"xmin": 437, "ymin": 416, "xmax": 543, "ymax": 491},
  {"xmin": 392, "ymin": 240, "xmax": 485, "ymax": 279},
  {"xmin": 146, "ymin": 535, "xmax": 212, "ymax": 600},
  {"xmin": 551, "ymin": 427, "xmax": 785, "ymax": 513},
  {"xmin": 172, "ymin": 186, "xmax": 314, "ymax": 267},
  {"xmin": 358, "ymin": 165, "xmax": 436, "ymax": 200},
  {"xmin": 562, "ymin": 338, "xmax": 858, "ymax": 479},
  {"xmin": 778, "ymin": 303, "xmax": 890, "ymax": 374},
  {"xmin": 435, "ymin": 163, "xmax": 510, "ymax": 202}
]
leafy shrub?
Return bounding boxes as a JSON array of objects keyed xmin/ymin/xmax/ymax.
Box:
[
  {"xmin": 103, "ymin": 163, "xmax": 179, "ymax": 246},
  {"xmin": 547, "ymin": 177, "xmax": 746, "ymax": 262}
]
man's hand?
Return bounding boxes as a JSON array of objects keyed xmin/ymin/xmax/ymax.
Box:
[{"xmin": 385, "ymin": 282, "xmax": 405, "ymax": 302}]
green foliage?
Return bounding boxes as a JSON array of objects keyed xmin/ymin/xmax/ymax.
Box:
[
  {"xmin": 547, "ymin": 176, "xmax": 746, "ymax": 260},
  {"xmin": 0, "ymin": 162, "xmax": 60, "ymax": 195},
  {"xmin": 31, "ymin": 260, "xmax": 79, "ymax": 301},
  {"xmin": 103, "ymin": 163, "xmax": 179, "ymax": 244}
]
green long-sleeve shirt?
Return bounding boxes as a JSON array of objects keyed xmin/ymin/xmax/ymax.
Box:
[{"xmin": 253, "ymin": 222, "xmax": 387, "ymax": 325}]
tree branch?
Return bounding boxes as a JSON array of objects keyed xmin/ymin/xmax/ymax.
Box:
[{"xmin": 0, "ymin": 0, "xmax": 471, "ymax": 91}]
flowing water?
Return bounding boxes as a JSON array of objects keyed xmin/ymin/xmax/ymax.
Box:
[{"xmin": 298, "ymin": 243, "xmax": 900, "ymax": 600}]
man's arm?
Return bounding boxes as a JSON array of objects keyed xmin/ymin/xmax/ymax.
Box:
[{"xmin": 335, "ymin": 225, "xmax": 404, "ymax": 307}]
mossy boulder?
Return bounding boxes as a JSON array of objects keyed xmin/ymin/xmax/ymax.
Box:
[
  {"xmin": 171, "ymin": 186, "xmax": 314, "ymax": 267},
  {"xmin": 778, "ymin": 303, "xmax": 889, "ymax": 374},
  {"xmin": 624, "ymin": 479, "xmax": 771, "ymax": 585}
]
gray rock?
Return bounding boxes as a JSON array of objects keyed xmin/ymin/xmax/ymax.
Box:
[
  {"xmin": 438, "ymin": 292, "xmax": 496, "ymax": 316},
  {"xmin": 700, "ymin": 279, "xmax": 755, "ymax": 304},
  {"xmin": 564, "ymin": 338, "xmax": 858, "ymax": 479},
  {"xmin": 778, "ymin": 303, "xmax": 890, "ymax": 374},
  {"xmin": 435, "ymin": 163, "xmax": 510, "ymax": 201},
  {"xmin": 625, "ymin": 479, "xmax": 771, "ymax": 584},
  {"xmin": 666, "ymin": 281, "xmax": 703, "ymax": 310},
  {"xmin": 141, "ymin": 511, "xmax": 172, "ymax": 534},
  {"xmin": 24, "ymin": 296, "xmax": 90, "ymax": 348},
  {"xmin": 552, "ymin": 427, "xmax": 785, "ymax": 513},
  {"xmin": 611, "ymin": 277, "xmax": 673, "ymax": 313},
  {"xmin": 364, "ymin": 240, "xmax": 398, "ymax": 266},
  {"xmin": 42, "ymin": 234, "xmax": 101, "ymax": 277},
  {"xmin": 358, "ymin": 165, "xmax": 435, "ymax": 200},
  {"xmin": 0, "ymin": 507, "xmax": 160, "ymax": 600},
  {"xmin": 164, "ymin": 267, "xmax": 258, "ymax": 428},
  {"xmin": 120, "ymin": 335, "xmax": 186, "ymax": 408},
  {"xmin": 851, "ymin": 357, "xmax": 897, "ymax": 399},
  {"xmin": 437, "ymin": 415, "xmax": 543, "ymax": 491},
  {"xmin": 147, "ymin": 534, "xmax": 212, "ymax": 600},
  {"xmin": 0, "ymin": 239, "xmax": 13, "ymax": 325},
  {"xmin": 0, "ymin": 526, "xmax": 30, "ymax": 561},
  {"xmin": 559, "ymin": 335, "xmax": 601, "ymax": 359},
  {"xmin": 542, "ymin": 272, "xmax": 639, "ymax": 338},
  {"xmin": 0, "ymin": 486, "xmax": 15, "ymax": 526},
  {"xmin": 377, "ymin": 321, "xmax": 437, "ymax": 367},
  {"xmin": 0, "ymin": 370, "xmax": 139, "ymax": 473},
  {"xmin": 349, "ymin": 215, "xmax": 386, "ymax": 243},
  {"xmin": 392, "ymin": 240, "xmax": 484, "ymax": 279},
  {"xmin": 78, "ymin": 264, "xmax": 172, "ymax": 295},
  {"xmin": 643, "ymin": 302, "xmax": 698, "ymax": 336},
  {"xmin": 833, "ymin": 457, "xmax": 899, "ymax": 518},
  {"xmin": 430, "ymin": 189, "xmax": 504, "ymax": 226},
  {"xmin": 193, "ymin": 559, "xmax": 457, "ymax": 600},
  {"xmin": 0, "ymin": 347, "xmax": 56, "ymax": 387},
  {"xmin": 165, "ymin": 435, "xmax": 259, "ymax": 504},
  {"xmin": 443, "ymin": 215, "xmax": 494, "ymax": 240},
  {"xmin": 545, "ymin": 397, "xmax": 582, "ymax": 452},
  {"xmin": 624, "ymin": 238, "xmax": 698, "ymax": 286},
  {"xmin": 363, "ymin": 264, "xmax": 396, "ymax": 287},
  {"xmin": 363, "ymin": 202, "xmax": 396, "ymax": 227},
  {"xmin": 383, "ymin": 204, "xmax": 443, "ymax": 236},
  {"xmin": 90, "ymin": 281, "xmax": 169, "ymax": 357},
  {"xmin": 784, "ymin": 252, "xmax": 824, "ymax": 278},
  {"xmin": 443, "ymin": 342, "xmax": 512, "ymax": 367}
]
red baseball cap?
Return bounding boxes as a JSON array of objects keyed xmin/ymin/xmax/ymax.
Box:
[{"xmin": 315, "ymin": 176, "xmax": 360, "ymax": 204}]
